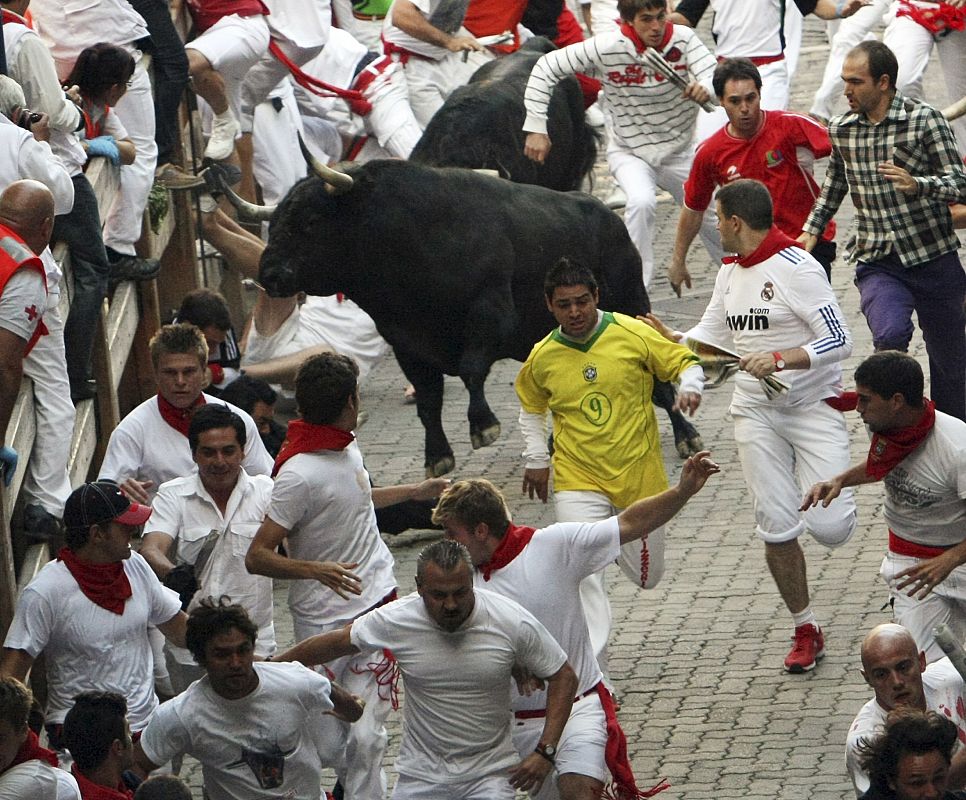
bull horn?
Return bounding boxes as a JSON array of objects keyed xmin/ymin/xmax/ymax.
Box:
[
  {"xmin": 220, "ymin": 183, "xmax": 277, "ymax": 223},
  {"xmin": 297, "ymin": 132, "xmax": 354, "ymax": 193},
  {"xmin": 943, "ymin": 95, "xmax": 966, "ymax": 122}
]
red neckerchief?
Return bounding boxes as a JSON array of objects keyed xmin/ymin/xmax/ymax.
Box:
[
  {"xmin": 479, "ymin": 523, "xmax": 536, "ymax": 581},
  {"xmin": 58, "ymin": 547, "xmax": 132, "ymax": 615},
  {"xmin": 71, "ymin": 766, "xmax": 133, "ymax": 800},
  {"xmin": 1, "ymin": 9, "xmax": 29, "ymax": 25},
  {"xmin": 272, "ymin": 419, "xmax": 354, "ymax": 476},
  {"xmin": 157, "ymin": 393, "xmax": 206, "ymax": 437},
  {"xmin": 723, "ymin": 225, "xmax": 803, "ymax": 268},
  {"xmin": 824, "ymin": 391, "xmax": 858, "ymax": 412},
  {"xmin": 8, "ymin": 730, "xmax": 58, "ymax": 771},
  {"xmin": 595, "ymin": 683, "xmax": 670, "ymax": 799},
  {"xmin": 618, "ymin": 20, "xmax": 673, "ymax": 54},
  {"xmin": 80, "ymin": 100, "xmax": 113, "ymax": 141},
  {"xmin": 866, "ymin": 399, "xmax": 936, "ymax": 480}
]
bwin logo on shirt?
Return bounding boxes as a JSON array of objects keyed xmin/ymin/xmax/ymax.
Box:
[
  {"xmin": 727, "ymin": 314, "xmax": 770, "ymax": 331},
  {"xmin": 583, "ymin": 364, "xmax": 598, "ymax": 382}
]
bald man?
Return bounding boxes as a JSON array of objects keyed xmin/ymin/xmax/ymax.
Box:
[
  {"xmin": 846, "ymin": 623, "xmax": 966, "ymax": 796},
  {"xmin": 0, "ymin": 180, "xmax": 54, "ymax": 487}
]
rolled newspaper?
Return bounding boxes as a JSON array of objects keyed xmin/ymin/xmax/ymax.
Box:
[
  {"xmin": 684, "ymin": 336, "xmax": 790, "ymax": 399},
  {"xmin": 933, "ymin": 624, "xmax": 966, "ymax": 681},
  {"xmin": 638, "ymin": 49, "xmax": 716, "ymax": 113}
]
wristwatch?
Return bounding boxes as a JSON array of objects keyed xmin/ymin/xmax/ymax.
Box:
[
  {"xmin": 772, "ymin": 352, "xmax": 786, "ymax": 372},
  {"xmin": 535, "ymin": 742, "xmax": 557, "ymax": 763}
]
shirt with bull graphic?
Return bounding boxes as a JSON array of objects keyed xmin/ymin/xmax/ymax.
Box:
[
  {"xmin": 683, "ymin": 244, "xmax": 851, "ymax": 408},
  {"xmin": 879, "ymin": 411, "xmax": 966, "ymax": 548},
  {"xmin": 138, "ymin": 661, "xmax": 337, "ymax": 800}
]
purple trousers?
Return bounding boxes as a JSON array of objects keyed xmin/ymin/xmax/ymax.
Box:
[{"xmin": 856, "ymin": 250, "xmax": 966, "ymax": 421}]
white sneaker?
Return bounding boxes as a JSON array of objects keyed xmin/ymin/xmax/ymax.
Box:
[{"xmin": 205, "ymin": 111, "xmax": 239, "ymax": 161}]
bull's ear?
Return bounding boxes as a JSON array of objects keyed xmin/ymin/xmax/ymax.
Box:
[{"xmin": 297, "ymin": 132, "xmax": 353, "ymax": 194}]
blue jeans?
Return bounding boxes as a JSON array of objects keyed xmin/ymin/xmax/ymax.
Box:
[
  {"xmin": 54, "ymin": 174, "xmax": 109, "ymax": 390},
  {"xmin": 130, "ymin": 0, "xmax": 189, "ymax": 165},
  {"xmin": 856, "ymin": 249, "xmax": 966, "ymax": 421}
]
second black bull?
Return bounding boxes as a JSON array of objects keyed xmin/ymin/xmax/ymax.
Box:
[{"xmin": 225, "ymin": 159, "xmax": 702, "ymax": 476}]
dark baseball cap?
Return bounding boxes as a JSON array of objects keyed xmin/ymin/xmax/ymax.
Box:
[{"xmin": 63, "ymin": 481, "xmax": 152, "ymax": 530}]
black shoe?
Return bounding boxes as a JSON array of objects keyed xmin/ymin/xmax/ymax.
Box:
[
  {"xmin": 107, "ymin": 247, "xmax": 161, "ymax": 286},
  {"xmin": 23, "ymin": 504, "xmax": 62, "ymax": 543},
  {"xmin": 70, "ymin": 378, "xmax": 97, "ymax": 404}
]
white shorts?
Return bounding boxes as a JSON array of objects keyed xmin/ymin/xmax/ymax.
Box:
[
  {"xmin": 731, "ymin": 401, "xmax": 856, "ymax": 546},
  {"xmin": 512, "ymin": 691, "xmax": 609, "ymax": 798},
  {"xmin": 187, "ymin": 14, "xmax": 270, "ymax": 79},
  {"xmin": 881, "ymin": 551, "xmax": 966, "ymax": 664},
  {"xmin": 392, "ymin": 772, "xmax": 515, "ymax": 800}
]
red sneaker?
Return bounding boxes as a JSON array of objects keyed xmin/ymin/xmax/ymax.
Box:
[{"xmin": 784, "ymin": 623, "xmax": 825, "ymax": 673}]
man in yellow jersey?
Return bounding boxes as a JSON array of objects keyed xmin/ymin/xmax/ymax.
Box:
[{"xmin": 515, "ymin": 257, "xmax": 704, "ymax": 678}]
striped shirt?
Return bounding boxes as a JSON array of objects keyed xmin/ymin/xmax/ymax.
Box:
[
  {"xmin": 803, "ymin": 91, "xmax": 966, "ymax": 268},
  {"xmin": 523, "ymin": 24, "xmax": 717, "ymax": 162}
]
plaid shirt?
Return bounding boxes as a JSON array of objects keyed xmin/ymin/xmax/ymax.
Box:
[{"xmin": 803, "ymin": 91, "xmax": 966, "ymax": 267}]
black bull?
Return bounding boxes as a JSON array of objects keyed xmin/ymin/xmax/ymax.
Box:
[
  {"xmin": 254, "ymin": 159, "xmax": 702, "ymax": 477},
  {"xmin": 410, "ymin": 37, "xmax": 598, "ymax": 191}
]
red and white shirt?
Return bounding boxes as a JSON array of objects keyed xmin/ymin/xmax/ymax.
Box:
[{"xmin": 685, "ymin": 110, "xmax": 835, "ymax": 241}]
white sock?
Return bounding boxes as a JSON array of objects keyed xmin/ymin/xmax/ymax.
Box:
[
  {"xmin": 792, "ymin": 607, "xmax": 818, "ymax": 630},
  {"xmin": 198, "ymin": 193, "xmax": 218, "ymax": 214}
]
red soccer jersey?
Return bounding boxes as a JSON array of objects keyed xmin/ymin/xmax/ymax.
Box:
[{"xmin": 685, "ymin": 110, "xmax": 836, "ymax": 242}]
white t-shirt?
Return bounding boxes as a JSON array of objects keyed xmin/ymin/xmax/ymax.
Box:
[
  {"xmin": 26, "ymin": 0, "xmax": 147, "ymax": 79},
  {"xmin": 2, "ymin": 552, "xmax": 182, "ymax": 728},
  {"xmin": 148, "ymin": 469, "xmax": 276, "ymax": 660},
  {"xmin": 705, "ymin": 0, "xmax": 794, "ymax": 59},
  {"xmin": 0, "ymin": 269, "xmax": 46, "ymax": 342},
  {"xmin": 98, "ymin": 393, "xmax": 273, "ymax": 500},
  {"xmin": 845, "ymin": 657, "xmax": 966, "ymax": 796},
  {"xmin": 350, "ymin": 588, "xmax": 568, "ymax": 783},
  {"xmin": 260, "ymin": 0, "xmax": 330, "ymax": 46},
  {"xmin": 139, "ymin": 662, "xmax": 337, "ymax": 800},
  {"xmin": 242, "ymin": 295, "xmax": 388, "ymax": 389},
  {"xmin": 383, "ymin": 0, "xmax": 471, "ymax": 59},
  {"xmin": 684, "ymin": 241, "xmax": 852, "ymax": 408},
  {"xmin": 0, "ymin": 761, "xmax": 79, "ymax": 800},
  {"xmin": 477, "ymin": 518, "xmax": 619, "ymax": 711},
  {"xmin": 268, "ymin": 442, "xmax": 396, "ymax": 626},
  {"xmin": 0, "ymin": 116, "xmax": 74, "ymax": 216},
  {"xmin": 882, "ymin": 412, "xmax": 966, "ymax": 547}
]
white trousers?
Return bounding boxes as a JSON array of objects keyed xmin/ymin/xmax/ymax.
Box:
[
  {"xmin": 364, "ymin": 62, "xmax": 423, "ymax": 159},
  {"xmin": 881, "ymin": 551, "xmax": 966, "ymax": 664},
  {"xmin": 106, "ymin": 56, "xmax": 157, "ymax": 254},
  {"xmin": 811, "ymin": 0, "xmax": 890, "ymax": 120},
  {"xmin": 241, "ymin": 35, "xmax": 325, "ymax": 133},
  {"xmin": 187, "ymin": 13, "xmax": 271, "ymax": 121},
  {"xmin": 398, "ymin": 43, "xmax": 491, "ymax": 129},
  {"xmin": 252, "ymin": 82, "xmax": 308, "ymax": 205},
  {"xmin": 294, "ymin": 616, "xmax": 391, "ymax": 800},
  {"xmin": 731, "ymin": 401, "xmax": 856, "ymax": 545},
  {"xmin": 512, "ymin": 693, "xmax": 609, "ymax": 799},
  {"xmin": 607, "ymin": 143, "xmax": 723, "ymax": 288},
  {"xmin": 392, "ymin": 772, "xmax": 515, "ymax": 800},
  {"xmin": 21, "ymin": 295, "xmax": 73, "ymax": 515},
  {"xmin": 884, "ymin": 18, "xmax": 966, "ymax": 154},
  {"xmin": 555, "ymin": 490, "xmax": 666, "ymax": 681}
]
